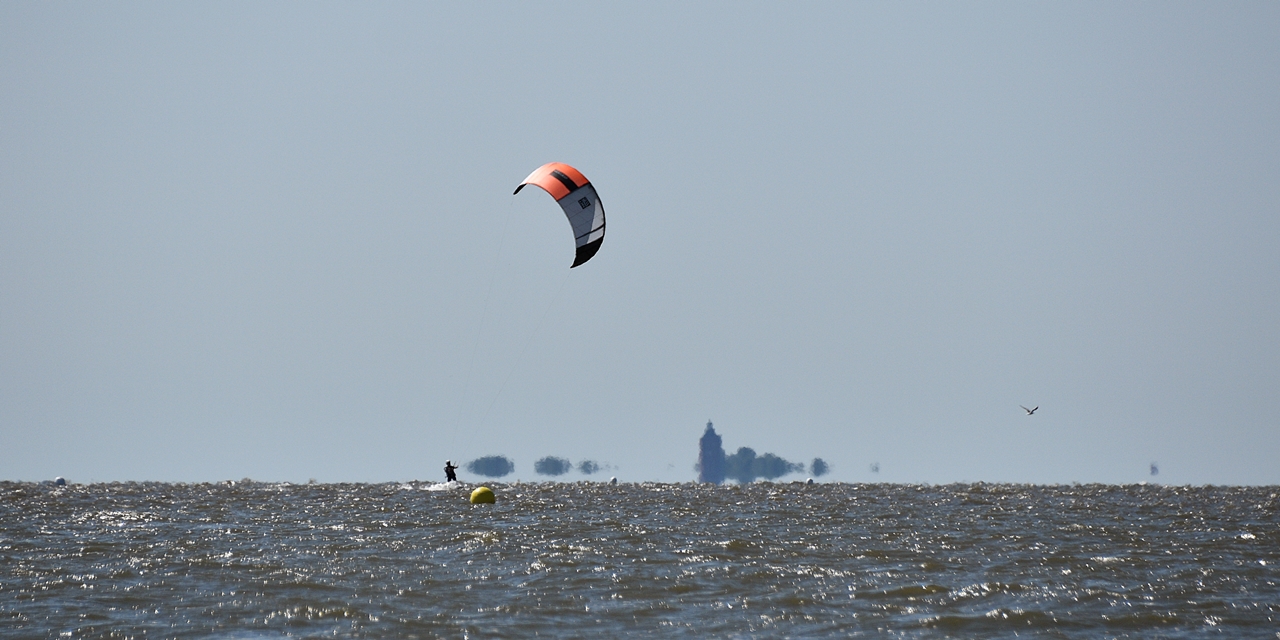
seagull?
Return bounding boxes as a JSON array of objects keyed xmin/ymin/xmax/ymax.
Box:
[{"xmin": 1021, "ymin": 405, "xmax": 1039, "ymax": 415}]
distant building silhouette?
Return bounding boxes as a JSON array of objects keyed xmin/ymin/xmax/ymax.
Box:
[
  {"xmin": 726, "ymin": 446, "xmax": 759, "ymax": 483},
  {"xmin": 811, "ymin": 458, "xmax": 829, "ymax": 477},
  {"xmin": 724, "ymin": 447, "xmax": 804, "ymax": 483},
  {"xmin": 697, "ymin": 421, "xmax": 726, "ymax": 483},
  {"xmin": 697, "ymin": 421, "xmax": 806, "ymax": 483},
  {"xmin": 467, "ymin": 455, "xmax": 515, "ymax": 478},
  {"xmin": 534, "ymin": 456, "xmax": 571, "ymax": 476}
]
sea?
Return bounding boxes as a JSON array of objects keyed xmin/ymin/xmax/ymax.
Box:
[{"xmin": 3, "ymin": 481, "xmax": 1277, "ymax": 638}]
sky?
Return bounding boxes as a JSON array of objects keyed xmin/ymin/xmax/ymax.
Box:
[{"xmin": 2, "ymin": 3, "xmax": 1277, "ymax": 485}]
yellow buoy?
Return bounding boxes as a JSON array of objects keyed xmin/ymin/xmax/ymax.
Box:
[{"xmin": 470, "ymin": 486, "xmax": 495, "ymax": 504}]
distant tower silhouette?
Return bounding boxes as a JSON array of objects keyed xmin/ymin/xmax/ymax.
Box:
[{"xmin": 697, "ymin": 421, "xmax": 726, "ymax": 484}]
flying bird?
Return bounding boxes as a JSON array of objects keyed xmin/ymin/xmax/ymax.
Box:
[{"xmin": 1021, "ymin": 405, "xmax": 1039, "ymax": 415}]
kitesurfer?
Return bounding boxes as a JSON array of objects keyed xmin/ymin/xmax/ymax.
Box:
[{"xmin": 444, "ymin": 460, "xmax": 458, "ymax": 483}]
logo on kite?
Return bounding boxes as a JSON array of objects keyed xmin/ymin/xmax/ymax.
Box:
[{"xmin": 513, "ymin": 162, "xmax": 606, "ymax": 268}]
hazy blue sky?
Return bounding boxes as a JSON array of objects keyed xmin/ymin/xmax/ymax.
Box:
[{"xmin": 3, "ymin": 3, "xmax": 1277, "ymax": 484}]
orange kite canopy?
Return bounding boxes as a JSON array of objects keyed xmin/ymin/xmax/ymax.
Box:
[
  {"xmin": 514, "ymin": 162, "xmax": 590, "ymax": 201},
  {"xmin": 514, "ymin": 162, "xmax": 606, "ymax": 268}
]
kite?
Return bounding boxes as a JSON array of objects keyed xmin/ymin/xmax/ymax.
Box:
[{"xmin": 513, "ymin": 162, "xmax": 606, "ymax": 268}]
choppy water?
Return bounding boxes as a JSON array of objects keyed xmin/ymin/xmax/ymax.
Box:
[{"xmin": 3, "ymin": 481, "xmax": 1278, "ymax": 638}]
